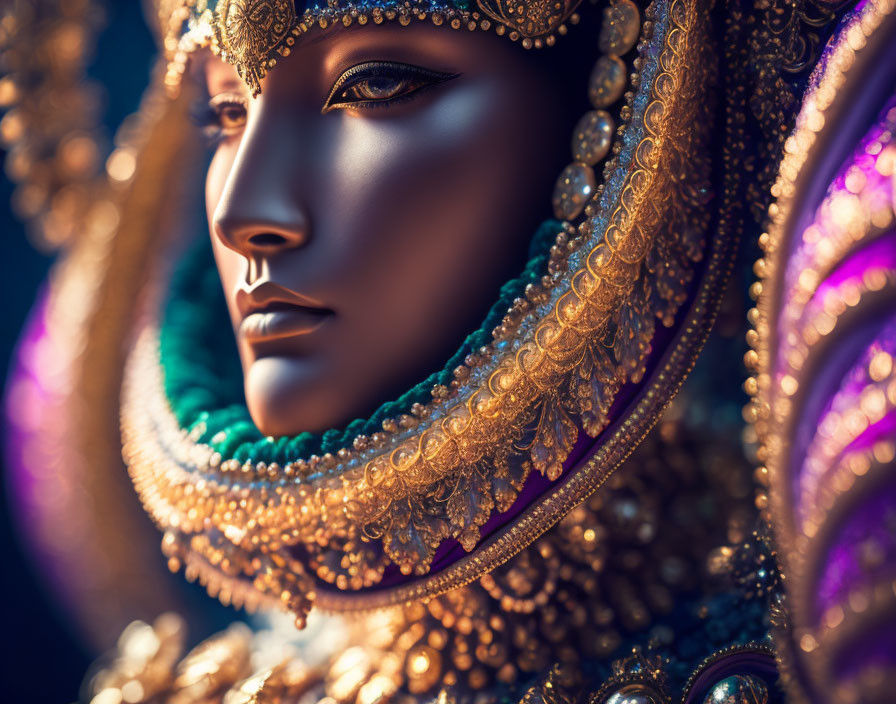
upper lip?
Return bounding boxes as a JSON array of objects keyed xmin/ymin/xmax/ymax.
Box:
[{"xmin": 236, "ymin": 281, "xmax": 332, "ymax": 318}]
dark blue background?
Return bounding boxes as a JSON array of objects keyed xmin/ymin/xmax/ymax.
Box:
[{"xmin": 1, "ymin": 4, "xmax": 157, "ymax": 701}]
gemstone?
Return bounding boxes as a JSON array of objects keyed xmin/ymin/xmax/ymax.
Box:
[
  {"xmin": 603, "ymin": 683, "xmax": 664, "ymax": 704},
  {"xmin": 701, "ymin": 675, "xmax": 769, "ymax": 704},
  {"xmin": 598, "ymin": 0, "xmax": 641, "ymax": 56},
  {"xmin": 572, "ymin": 110, "xmax": 615, "ymax": 165},
  {"xmin": 552, "ymin": 163, "xmax": 597, "ymax": 220},
  {"xmin": 589, "ymin": 55, "xmax": 628, "ymax": 108}
]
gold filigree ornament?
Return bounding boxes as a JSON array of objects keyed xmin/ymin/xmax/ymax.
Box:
[
  {"xmin": 116, "ymin": 0, "xmax": 738, "ymax": 630},
  {"xmin": 474, "ymin": 0, "xmax": 580, "ymax": 43},
  {"xmin": 213, "ymin": 0, "xmax": 299, "ymax": 97}
]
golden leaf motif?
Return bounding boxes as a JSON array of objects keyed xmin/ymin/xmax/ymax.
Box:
[
  {"xmin": 381, "ymin": 498, "xmax": 451, "ymax": 574},
  {"xmin": 447, "ymin": 470, "xmax": 496, "ymax": 551},
  {"xmin": 576, "ymin": 344, "xmax": 620, "ymax": 437},
  {"xmin": 528, "ymin": 400, "xmax": 578, "ymax": 481}
]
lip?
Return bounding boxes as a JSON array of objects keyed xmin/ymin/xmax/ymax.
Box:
[{"xmin": 237, "ymin": 281, "xmax": 333, "ymax": 343}]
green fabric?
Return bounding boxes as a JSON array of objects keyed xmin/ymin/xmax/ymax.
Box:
[{"xmin": 160, "ymin": 220, "xmax": 562, "ymax": 464}]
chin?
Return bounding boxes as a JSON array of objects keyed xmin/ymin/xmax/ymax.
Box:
[{"xmin": 244, "ymin": 355, "xmax": 343, "ymax": 437}]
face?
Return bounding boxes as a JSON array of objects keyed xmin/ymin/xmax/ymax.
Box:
[{"xmin": 201, "ymin": 22, "xmax": 586, "ymax": 436}]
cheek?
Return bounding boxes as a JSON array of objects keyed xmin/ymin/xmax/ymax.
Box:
[
  {"xmin": 205, "ymin": 145, "xmax": 245, "ymax": 329},
  {"xmin": 315, "ymin": 73, "xmax": 563, "ymax": 336},
  {"xmin": 205, "ymin": 146, "xmax": 234, "ymax": 231},
  {"xmin": 337, "ymin": 77, "xmax": 531, "ymax": 201},
  {"xmin": 320, "ymin": 76, "xmax": 554, "ymax": 288}
]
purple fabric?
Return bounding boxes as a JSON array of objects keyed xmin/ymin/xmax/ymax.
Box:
[
  {"xmin": 817, "ymin": 482, "xmax": 896, "ymax": 614},
  {"xmin": 2, "ymin": 288, "xmax": 74, "ymax": 599},
  {"xmin": 785, "ymin": 89, "xmax": 896, "ymax": 509},
  {"xmin": 794, "ymin": 314, "xmax": 896, "ymax": 505},
  {"xmin": 813, "ymin": 235, "xmax": 896, "ymax": 301}
]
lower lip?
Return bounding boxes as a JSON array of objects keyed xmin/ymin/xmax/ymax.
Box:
[{"xmin": 239, "ymin": 309, "xmax": 331, "ymax": 342}]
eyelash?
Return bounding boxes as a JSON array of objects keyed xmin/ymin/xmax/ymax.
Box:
[
  {"xmin": 190, "ymin": 93, "xmax": 249, "ymax": 146},
  {"xmin": 192, "ymin": 62, "xmax": 458, "ymax": 142},
  {"xmin": 322, "ymin": 61, "xmax": 459, "ymax": 113}
]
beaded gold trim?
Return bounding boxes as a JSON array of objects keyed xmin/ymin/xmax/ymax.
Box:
[
  {"xmin": 123, "ymin": 0, "xmax": 724, "ymax": 626},
  {"xmin": 159, "ymin": 0, "xmax": 586, "ymax": 96}
]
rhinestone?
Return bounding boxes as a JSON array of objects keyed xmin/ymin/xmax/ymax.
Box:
[
  {"xmin": 701, "ymin": 675, "xmax": 768, "ymax": 704},
  {"xmin": 598, "ymin": 0, "xmax": 641, "ymax": 56},
  {"xmin": 572, "ymin": 110, "xmax": 615, "ymax": 165},
  {"xmin": 589, "ymin": 55, "xmax": 627, "ymax": 108},
  {"xmin": 552, "ymin": 163, "xmax": 596, "ymax": 220}
]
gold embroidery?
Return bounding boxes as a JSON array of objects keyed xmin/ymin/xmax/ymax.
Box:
[
  {"xmin": 475, "ymin": 0, "xmax": 579, "ymax": 41},
  {"xmin": 91, "ymin": 422, "xmax": 760, "ymax": 700}
]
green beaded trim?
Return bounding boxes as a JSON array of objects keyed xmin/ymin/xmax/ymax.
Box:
[{"xmin": 159, "ymin": 219, "xmax": 563, "ymax": 464}]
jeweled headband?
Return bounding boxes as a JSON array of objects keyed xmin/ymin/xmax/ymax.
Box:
[{"xmin": 157, "ymin": 0, "xmax": 640, "ymax": 94}]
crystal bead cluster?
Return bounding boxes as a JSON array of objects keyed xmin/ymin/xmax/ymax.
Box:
[{"xmin": 551, "ymin": 0, "xmax": 639, "ymax": 221}]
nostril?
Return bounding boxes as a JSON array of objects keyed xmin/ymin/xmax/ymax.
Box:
[{"xmin": 248, "ymin": 233, "xmax": 289, "ymax": 248}]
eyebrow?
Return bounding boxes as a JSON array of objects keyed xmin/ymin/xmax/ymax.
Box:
[
  {"xmin": 299, "ymin": 20, "xmax": 366, "ymax": 47},
  {"xmin": 196, "ymin": 20, "xmax": 426, "ymax": 96}
]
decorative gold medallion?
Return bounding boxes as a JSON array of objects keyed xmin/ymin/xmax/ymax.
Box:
[
  {"xmin": 475, "ymin": 0, "xmax": 578, "ymax": 40},
  {"xmin": 214, "ymin": 0, "xmax": 298, "ymax": 96}
]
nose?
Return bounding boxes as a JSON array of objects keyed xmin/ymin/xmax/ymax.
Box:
[
  {"xmin": 214, "ymin": 203, "xmax": 309, "ymax": 255},
  {"xmin": 211, "ymin": 115, "xmax": 311, "ymax": 257}
]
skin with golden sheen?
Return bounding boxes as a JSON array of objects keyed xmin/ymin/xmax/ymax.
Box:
[{"xmin": 202, "ymin": 21, "xmax": 592, "ymax": 437}]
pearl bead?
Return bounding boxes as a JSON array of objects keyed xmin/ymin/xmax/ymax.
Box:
[
  {"xmin": 599, "ymin": 0, "xmax": 641, "ymax": 56},
  {"xmin": 589, "ymin": 55, "xmax": 627, "ymax": 108},
  {"xmin": 572, "ymin": 110, "xmax": 615, "ymax": 165},
  {"xmin": 702, "ymin": 675, "xmax": 768, "ymax": 704},
  {"xmin": 552, "ymin": 163, "xmax": 597, "ymax": 220},
  {"xmin": 603, "ymin": 683, "xmax": 664, "ymax": 704}
]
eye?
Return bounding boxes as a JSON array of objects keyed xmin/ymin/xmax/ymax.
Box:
[
  {"xmin": 323, "ymin": 61, "xmax": 459, "ymax": 113},
  {"xmin": 190, "ymin": 93, "xmax": 249, "ymax": 143}
]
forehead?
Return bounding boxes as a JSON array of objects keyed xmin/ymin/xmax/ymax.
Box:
[
  {"xmin": 195, "ymin": 19, "xmax": 531, "ymax": 96},
  {"xmin": 165, "ymin": 0, "xmax": 586, "ymax": 95}
]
